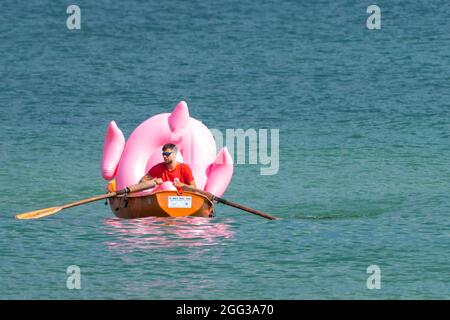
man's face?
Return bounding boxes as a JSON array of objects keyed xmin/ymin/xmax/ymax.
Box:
[{"xmin": 162, "ymin": 149, "xmax": 176, "ymax": 164}]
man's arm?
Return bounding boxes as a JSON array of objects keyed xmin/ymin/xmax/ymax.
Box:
[
  {"xmin": 116, "ymin": 174, "xmax": 164, "ymax": 194},
  {"xmin": 182, "ymin": 165, "xmax": 196, "ymax": 188},
  {"xmin": 140, "ymin": 173, "xmax": 163, "ymax": 185},
  {"xmin": 139, "ymin": 173, "xmax": 154, "ymax": 183},
  {"xmin": 187, "ymin": 180, "xmax": 196, "ymax": 188},
  {"xmin": 174, "ymin": 179, "xmax": 196, "ymax": 189}
]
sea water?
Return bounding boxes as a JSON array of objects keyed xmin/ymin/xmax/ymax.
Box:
[{"xmin": 0, "ymin": 0, "xmax": 449, "ymax": 299}]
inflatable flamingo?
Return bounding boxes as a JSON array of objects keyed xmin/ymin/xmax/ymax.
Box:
[{"xmin": 101, "ymin": 101, "xmax": 233, "ymax": 204}]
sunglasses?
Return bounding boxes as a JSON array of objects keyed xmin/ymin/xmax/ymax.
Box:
[{"xmin": 162, "ymin": 152, "xmax": 173, "ymax": 157}]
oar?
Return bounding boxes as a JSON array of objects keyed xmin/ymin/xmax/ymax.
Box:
[
  {"xmin": 15, "ymin": 193, "xmax": 117, "ymax": 220},
  {"xmin": 181, "ymin": 185, "xmax": 278, "ymax": 220},
  {"xmin": 15, "ymin": 180, "xmax": 157, "ymax": 220}
]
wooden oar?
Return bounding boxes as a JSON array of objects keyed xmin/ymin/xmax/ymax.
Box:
[
  {"xmin": 15, "ymin": 193, "xmax": 117, "ymax": 220},
  {"xmin": 181, "ymin": 185, "xmax": 278, "ymax": 220},
  {"xmin": 15, "ymin": 180, "xmax": 157, "ymax": 220}
]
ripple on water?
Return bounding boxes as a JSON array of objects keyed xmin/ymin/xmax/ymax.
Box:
[{"xmin": 101, "ymin": 217, "xmax": 236, "ymax": 254}]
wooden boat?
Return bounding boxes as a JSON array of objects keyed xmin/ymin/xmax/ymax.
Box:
[{"xmin": 108, "ymin": 190, "xmax": 215, "ymax": 219}]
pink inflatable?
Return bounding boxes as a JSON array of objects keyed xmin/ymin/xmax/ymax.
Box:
[{"xmin": 101, "ymin": 101, "xmax": 233, "ymax": 197}]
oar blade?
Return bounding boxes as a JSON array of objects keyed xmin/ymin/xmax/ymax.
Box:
[{"xmin": 15, "ymin": 207, "xmax": 62, "ymax": 220}]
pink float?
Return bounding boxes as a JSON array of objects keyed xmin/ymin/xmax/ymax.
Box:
[{"xmin": 101, "ymin": 101, "xmax": 234, "ymax": 219}]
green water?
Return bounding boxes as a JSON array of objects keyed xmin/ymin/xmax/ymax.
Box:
[{"xmin": 0, "ymin": 0, "xmax": 449, "ymax": 299}]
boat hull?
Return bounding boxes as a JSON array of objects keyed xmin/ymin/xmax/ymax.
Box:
[{"xmin": 109, "ymin": 190, "xmax": 214, "ymax": 219}]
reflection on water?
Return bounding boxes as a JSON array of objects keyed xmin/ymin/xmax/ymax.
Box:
[{"xmin": 102, "ymin": 217, "xmax": 234, "ymax": 253}]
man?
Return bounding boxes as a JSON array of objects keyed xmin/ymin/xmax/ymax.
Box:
[{"xmin": 139, "ymin": 143, "xmax": 196, "ymax": 189}]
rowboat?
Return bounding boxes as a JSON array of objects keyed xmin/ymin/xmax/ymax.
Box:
[{"xmin": 108, "ymin": 190, "xmax": 215, "ymax": 219}]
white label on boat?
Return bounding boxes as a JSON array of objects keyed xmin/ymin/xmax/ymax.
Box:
[{"xmin": 168, "ymin": 196, "xmax": 192, "ymax": 208}]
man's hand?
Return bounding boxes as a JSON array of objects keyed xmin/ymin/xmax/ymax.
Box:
[
  {"xmin": 173, "ymin": 178, "xmax": 184, "ymax": 188},
  {"xmin": 116, "ymin": 187, "xmax": 130, "ymax": 195},
  {"xmin": 154, "ymin": 178, "xmax": 163, "ymax": 185}
]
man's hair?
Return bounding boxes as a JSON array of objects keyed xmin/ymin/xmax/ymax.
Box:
[{"xmin": 162, "ymin": 143, "xmax": 178, "ymax": 153}]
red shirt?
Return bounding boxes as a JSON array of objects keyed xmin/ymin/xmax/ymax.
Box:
[{"xmin": 148, "ymin": 162, "xmax": 195, "ymax": 184}]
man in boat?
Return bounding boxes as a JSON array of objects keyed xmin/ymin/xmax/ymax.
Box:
[
  {"xmin": 140, "ymin": 143, "xmax": 197, "ymax": 189},
  {"xmin": 116, "ymin": 143, "xmax": 196, "ymax": 194}
]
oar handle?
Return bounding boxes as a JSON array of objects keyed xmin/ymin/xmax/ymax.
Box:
[
  {"xmin": 117, "ymin": 180, "xmax": 157, "ymax": 194},
  {"xmin": 61, "ymin": 181, "xmax": 157, "ymax": 210},
  {"xmin": 180, "ymin": 185, "xmax": 215, "ymax": 200}
]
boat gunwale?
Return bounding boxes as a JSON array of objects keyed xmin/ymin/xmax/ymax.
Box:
[{"xmin": 113, "ymin": 190, "xmax": 215, "ymax": 206}]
